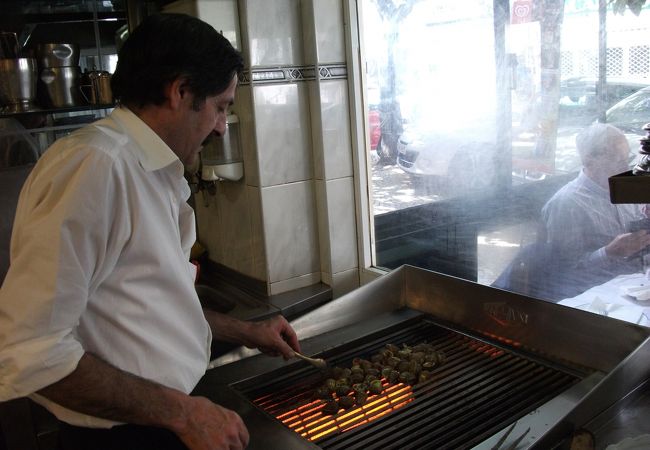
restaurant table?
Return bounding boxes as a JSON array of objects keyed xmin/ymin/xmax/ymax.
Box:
[{"xmin": 558, "ymin": 272, "xmax": 650, "ymax": 326}]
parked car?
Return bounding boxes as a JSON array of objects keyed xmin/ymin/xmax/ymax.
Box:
[
  {"xmin": 397, "ymin": 122, "xmax": 498, "ymax": 194},
  {"xmin": 369, "ymin": 107, "xmax": 381, "ymax": 151},
  {"xmin": 369, "ymin": 104, "xmax": 401, "ymax": 166},
  {"xmin": 397, "ymin": 78, "xmax": 649, "ymax": 190},
  {"xmin": 556, "ymin": 77, "xmax": 649, "ymax": 127},
  {"xmin": 599, "ymin": 85, "xmax": 650, "ymax": 166},
  {"xmin": 367, "ymin": 84, "xmax": 384, "ymax": 165},
  {"xmin": 515, "ymin": 77, "xmax": 649, "ymax": 180},
  {"xmin": 605, "ymin": 85, "xmax": 650, "ymax": 134}
]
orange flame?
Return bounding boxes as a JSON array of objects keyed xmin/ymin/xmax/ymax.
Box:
[{"xmin": 255, "ymin": 380, "xmax": 415, "ymax": 442}]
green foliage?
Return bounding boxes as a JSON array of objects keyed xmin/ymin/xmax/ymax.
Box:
[{"xmin": 610, "ymin": 0, "xmax": 646, "ymax": 15}]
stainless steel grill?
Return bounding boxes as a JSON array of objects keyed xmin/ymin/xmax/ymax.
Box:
[
  {"xmin": 198, "ymin": 265, "xmax": 650, "ymax": 449},
  {"xmin": 236, "ymin": 317, "xmax": 582, "ymax": 449}
]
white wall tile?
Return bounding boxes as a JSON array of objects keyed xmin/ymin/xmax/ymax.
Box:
[
  {"xmin": 313, "ymin": 0, "xmax": 345, "ymax": 63},
  {"xmin": 332, "ymin": 268, "xmax": 360, "ymax": 298},
  {"xmin": 254, "ymin": 83, "xmax": 312, "ymax": 186},
  {"xmin": 199, "ymin": 0, "xmax": 241, "ymax": 50},
  {"xmin": 261, "ymin": 181, "xmax": 320, "ymax": 283},
  {"xmin": 308, "ymin": 80, "xmax": 325, "ymax": 180},
  {"xmin": 245, "ymin": 0, "xmax": 304, "ymax": 66},
  {"xmin": 162, "ymin": 0, "xmax": 241, "ymax": 50},
  {"xmin": 327, "ymin": 177, "xmax": 358, "ymax": 273},
  {"xmin": 215, "ymin": 181, "xmax": 254, "ymax": 275},
  {"xmin": 321, "ymin": 270, "xmax": 332, "ymax": 287},
  {"xmin": 194, "ymin": 192, "xmax": 224, "ymax": 262},
  {"xmin": 270, "ymin": 272, "xmax": 321, "ymax": 295},
  {"xmin": 314, "ymin": 179, "xmax": 331, "ymax": 274},
  {"xmin": 301, "ymin": 0, "xmax": 317, "ymax": 65},
  {"xmin": 236, "ymin": 0, "xmax": 251, "ymax": 66},
  {"xmin": 193, "ymin": 184, "xmax": 268, "ymax": 282},
  {"xmin": 246, "ymin": 185, "xmax": 268, "ymax": 281},
  {"xmin": 235, "ymin": 85, "xmax": 260, "ymax": 187},
  {"xmin": 320, "ymin": 80, "xmax": 353, "ymax": 179}
]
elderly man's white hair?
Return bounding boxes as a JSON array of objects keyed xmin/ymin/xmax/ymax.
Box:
[{"xmin": 576, "ymin": 122, "xmax": 626, "ymax": 163}]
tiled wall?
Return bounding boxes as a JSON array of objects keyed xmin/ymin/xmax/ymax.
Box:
[{"xmin": 194, "ymin": 0, "xmax": 360, "ymax": 297}]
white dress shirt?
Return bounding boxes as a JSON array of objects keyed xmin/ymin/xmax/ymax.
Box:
[
  {"xmin": 540, "ymin": 169, "xmax": 642, "ymax": 298},
  {"xmin": 0, "ymin": 106, "xmax": 211, "ymax": 428},
  {"xmin": 542, "ymin": 169, "xmax": 641, "ymax": 269}
]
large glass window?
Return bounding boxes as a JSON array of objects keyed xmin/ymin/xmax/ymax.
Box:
[{"xmin": 363, "ymin": 0, "xmax": 650, "ymax": 321}]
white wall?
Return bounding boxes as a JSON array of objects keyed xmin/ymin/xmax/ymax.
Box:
[{"xmin": 193, "ymin": 0, "xmax": 361, "ymax": 297}]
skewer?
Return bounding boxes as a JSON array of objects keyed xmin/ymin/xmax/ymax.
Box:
[{"xmin": 293, "ymin": 351, "xmax": 327, "ymax": 369}]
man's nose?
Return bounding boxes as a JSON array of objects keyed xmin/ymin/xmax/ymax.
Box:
[{"xmin": 214, "ymin": 116, "xmax": 227, "ymax": 137}]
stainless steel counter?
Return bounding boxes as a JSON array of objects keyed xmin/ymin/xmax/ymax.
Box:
[{"xmin": 584, "ymin": 378, "xmax": 650, "ymax": 449}]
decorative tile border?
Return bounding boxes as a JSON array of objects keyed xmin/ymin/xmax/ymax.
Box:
[
  {"xmin": 318, "ymin": 64, "xmax": 347, "ymax": 79},
  {"xmin": 239, "ymin": 64, "xmax": 347, "ymax": 85}
]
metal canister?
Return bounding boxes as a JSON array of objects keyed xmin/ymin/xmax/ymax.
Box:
[
  {"xmin": 89, "ymin": 70, "xmax": 112, "ymax": 105},
  {"xmin": 80, "ymin": 69, "xmax": 112, "ymax": 105}
]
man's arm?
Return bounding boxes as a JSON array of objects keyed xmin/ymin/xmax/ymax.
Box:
[
  {"xmin": 203, "ymin": 311, "xmax": 300, "ymax": 359},
  {"xmin": 38, "ymin": 353, "xmax": 249, "ymax": 450}
]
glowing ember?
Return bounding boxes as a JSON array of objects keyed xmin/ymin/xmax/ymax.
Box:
[{"xmin": 255, "ymin": 380, "xmax": 415, "ymax": 442}]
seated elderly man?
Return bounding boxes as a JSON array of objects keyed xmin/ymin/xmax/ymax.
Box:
[{"xmin": 539, "ymin": 123, "xmax": 650, "ymax": 298}]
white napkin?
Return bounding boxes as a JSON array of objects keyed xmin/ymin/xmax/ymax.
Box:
[
  {"xmin": 590, "ymin": 296, "xmax": 608, "ymax": 315},
  {"xmin": 621, "ymin": 283, "xmax": 650, "ymax": 301},
  {"xmin": 585, "ymin": 296, "xmax": 645, "ymax": 324}
]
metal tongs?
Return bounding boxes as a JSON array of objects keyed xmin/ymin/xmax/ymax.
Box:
[
  {"xmin": 293, "ymin": 351, "xmax": 327, "ymax": 369},
  {"xmin": 491, "ymin": 421, "xmax": 530, "ymax": 450}
]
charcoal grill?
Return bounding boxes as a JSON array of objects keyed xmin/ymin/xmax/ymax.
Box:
[{"xmin": 195, "ymin": 265, "xmax": 650, "ymax": 449}]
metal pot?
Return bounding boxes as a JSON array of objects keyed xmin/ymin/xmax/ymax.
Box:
[
  {"xmin": 39, "ymin": 66, "xmax": 82, "ymax": 108},
  {"xmin": 36, "ymin": 43, "xmax": 79, "ymax": 68},
  {"xmin": 0, "ymin": 57, "xmax": 38, "ymax": 112}
]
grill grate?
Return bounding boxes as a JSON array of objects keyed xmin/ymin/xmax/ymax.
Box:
[{"xmin": 235, "ymin": 318, "xmax": 583, "ymax": 450}]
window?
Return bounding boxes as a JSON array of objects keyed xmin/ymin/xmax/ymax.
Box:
[{"xmin": 361, "ymin": 0, "xmax": 650, "ymax": 321}]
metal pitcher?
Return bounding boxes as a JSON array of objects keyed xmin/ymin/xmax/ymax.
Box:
[{"xmin": 80, "ymin": 69, "xmax": 112, "ymax": 105}]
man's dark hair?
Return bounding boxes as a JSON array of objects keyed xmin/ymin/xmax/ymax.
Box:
[{"xmin": 111, "ymin": 13, "xmax": 244, "ymax": 109}]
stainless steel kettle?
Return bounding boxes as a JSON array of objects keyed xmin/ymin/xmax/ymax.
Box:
[{"xmin": 80, "ymin": 69, "xmax": 112, "ymax": 105}]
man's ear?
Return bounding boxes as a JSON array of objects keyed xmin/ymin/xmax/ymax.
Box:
[{"xmin": 166, "ymin": 77, "xmax": 189, "ymax": 110}]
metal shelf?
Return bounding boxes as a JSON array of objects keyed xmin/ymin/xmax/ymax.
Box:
[
  {"xmin": 0, "ymin": 103, "xmax": 115, "ymax": 120},
  {"xmin": 0, "ymin": 1, "xmax": 128, "ymax": 154},
  {"xmin": 2, "ymin": 11, "xmax": 127, "ymax": 25}
]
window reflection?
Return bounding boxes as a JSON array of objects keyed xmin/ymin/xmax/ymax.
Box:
[{"xmin": 363, "ymin": 0, "xmax": 650, "ymax": 320}]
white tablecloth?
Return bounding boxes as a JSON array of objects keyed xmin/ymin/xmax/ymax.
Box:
[{"xmin": 558, "ymin": 273, "xmax": 650, "ymax": 326}]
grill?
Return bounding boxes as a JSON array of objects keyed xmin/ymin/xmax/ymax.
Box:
[
  {"xmin": 198, "ymin": 265, "xmax": 650, "ymax": 449},
  {"xmin": 236, "ymin": 318, "xmax": 582, "ymax": 449}
]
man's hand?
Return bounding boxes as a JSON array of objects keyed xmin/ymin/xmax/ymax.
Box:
[
  {"xmin": 605, "ymin": 230, "xmax": 650, "ymax": 258},
  {"xmin": 205, "ymin": 311, "xmax": 301, "ymax": 360},
  {"xmin": 245, "ymin": 315, "xmax": 301, "ymax": 359},
  {"xmin": 173, "ymin": 396, "xmax": 249, "ymax": 450}
]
